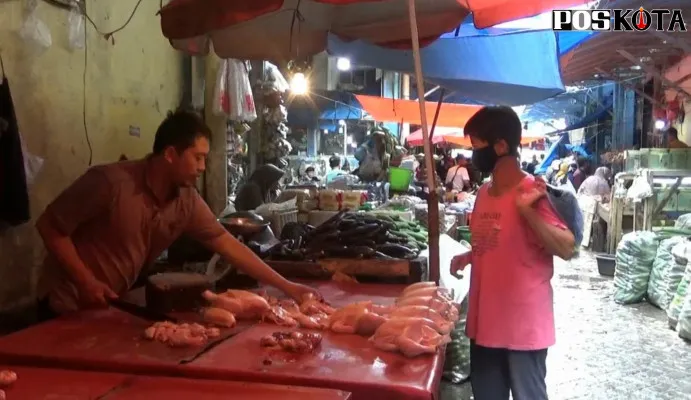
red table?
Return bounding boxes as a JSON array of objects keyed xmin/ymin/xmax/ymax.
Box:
[
  {"xmin": 0, "ymin": 365, "xmax": 351, "ymax": 399},
  {"xmin": 0, "ymin": 282, "xmax": 444, "ymax": 400}
]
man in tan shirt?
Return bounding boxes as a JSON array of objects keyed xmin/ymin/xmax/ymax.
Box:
[
  {"xmin": 36, "ymin": 110, "xmax": 317, "ymax": 317},
  {"xmin": 667, "ymin": 127, "xmax": 689, "ymax": 148}
]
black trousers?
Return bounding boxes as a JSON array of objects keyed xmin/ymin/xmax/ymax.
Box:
[{"xmin": 470, "ymin": 341, "xmax": 548, "ymax": 400}]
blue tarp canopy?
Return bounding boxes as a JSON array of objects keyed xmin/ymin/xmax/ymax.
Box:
[
  {"xmin": 535, "ymin": 133, "xmax": 570, "ymax": 174},
  {"xmin": 327, "ymin": 14, "xmax": 597, "ymax": 106}
]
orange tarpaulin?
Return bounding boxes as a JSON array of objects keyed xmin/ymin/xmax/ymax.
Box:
[
  {"xmin": 355, "ymin": 95, "xmax": 482, "ymax": 127},
  {"xmin": 465, "ymin": 0, "xmax": 592, "ymax": 29},
  {"xmin": 408, "ymin": 126, "xmax": 543, "ymax": 148}
]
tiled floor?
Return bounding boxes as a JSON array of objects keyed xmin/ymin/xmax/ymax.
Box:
[{"xmin": 440, "ymin": 252, "xmax": 691, "ymax": 400}]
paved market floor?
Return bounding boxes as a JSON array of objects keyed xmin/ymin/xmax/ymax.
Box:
[{"xmin": 440, "ymin": 251, "xmax": 691, "ymax": 400}]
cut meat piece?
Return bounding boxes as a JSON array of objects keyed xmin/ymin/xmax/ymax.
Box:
[
  {"xmin": 327, "ymin": 301, "xmax": 387, "ymax": 336},
  {"xmin": 202, "ymin": 290, "xmax": 270, "ymax": 319},
  {"xmin": 263, "ymin": 305, "xmax": 299, "ymax": 327},
  {"xmin": 202, "ymin": 307, "xmax": 237, "ymax": 328},
  {"xmin": 0, "ymin": 370, "xmax": 16, "ymax": 386},
  {"xmin": 260, "ymin": 331, "xmax": 323, "ymax": 353},
  {"xmin": 370, "ymin": 317, "xmax": 450, "ymax": 358},
  {"xmin": 388, "ymin": 305, "xmax": 453, "ymax": 334},
  {"xmin": 143, "ymin": 321, "xmax": 218, "ymax": 348},
  {"xmin": 300, "ymin": 293, "xmax": 335, "ymax": 316}
]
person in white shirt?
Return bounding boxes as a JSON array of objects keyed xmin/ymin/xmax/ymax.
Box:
[{"xmin": 445, "ymin": 154, "xmax": 471, "ymax": 191}]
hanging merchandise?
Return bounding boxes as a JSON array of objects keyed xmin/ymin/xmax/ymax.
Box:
[
  {"xmin": 258, "ymin": 83, "xmax": 292, "ymax": 165},
  {"xmin": 19, "ymin": 0, "xmax": 52, "ymax": 52},
  {"xmin": 0, "ymin": 55, "xmax": 31, "ymax": 227},
  {"xmin": 67, "ymin": 1, "xmax": 86, "ymax": 50},
  {"xmin": 213, "ymin": 59, "xmax": 257, "ymax": 121}
]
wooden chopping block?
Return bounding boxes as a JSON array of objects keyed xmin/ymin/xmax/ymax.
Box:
[
  {"xmin": 319, "ymin": 258, "xmax": 409, "ymax": 278},
  {"xmin": 145, "ymin": 272, "xmax": 213, "ymax": 313}
]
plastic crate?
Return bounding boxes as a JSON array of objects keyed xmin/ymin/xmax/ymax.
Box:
[{"xmin": 260, "ymin": 208, "xmax": 298, "ymax": 237}]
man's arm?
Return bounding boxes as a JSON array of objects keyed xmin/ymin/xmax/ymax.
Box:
[
  {"xmin": 36, "ymin": 168, "xmax": 116, "ymax": 296},
  {"xmin": 520, "ymin": 198, "xmax": 575, "ymax": 260},
  {"xmin": 184, "ymin": 192, "xmax": 295, "ymax": 294}
]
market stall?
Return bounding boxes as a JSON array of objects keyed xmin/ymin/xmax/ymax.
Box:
[
  {"xmin": 0, "ymin": 282, "xmax": 448, "ymax": 400},
  {"xmin": 0, "ymin": 365, "xmax": 350, "ymax": 400}
]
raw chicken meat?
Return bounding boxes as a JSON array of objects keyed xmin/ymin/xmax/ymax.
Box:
[
  {"xmin": 300, "ymin": 293, "xmax": 335, "ymax": 316},
  {"xmin": 395, "ymin": 296, "xmax": 459, "ymax": 322},
  {"xmin": 260, "ymin": 294, "xmax": 330, "ymax": 330},
  {"xmin": 260, "ymin": 331, "xmax": 322, "ymax": 353},
  {"xmin": 401, "ymin": 281, "xmax": 436, "ymax": 295},
  {"xmin": 370, "ymin": 317, "xmax": 450, "ymax": 358},
  {"xmin": 398, "ymin": 285, "xmax": 452, "ymax": 301},
  {"xmin": 143, "ymin": 321, "xmax": 220, "ymax": 347},
  {"xmin": 387, "ymin": 305, "xmax": 453, "ymax": 335},
  {"xmin": 327, "ymin": 301, "xmax": 388, "ymax": 336},
  {"xmin": 262, "ymin": 304, "xmax": 299, "ymax": 327},
  {"xmin": 0, "ymin": 370, "xmax": 16, "ymax": 386},
  {"xmin": 202, "ymin": 290, "xmax": 270, "ymax": 319},
  {"xmin": 202, "ymin": 307, "xmax": 237, "ymax": 328}
]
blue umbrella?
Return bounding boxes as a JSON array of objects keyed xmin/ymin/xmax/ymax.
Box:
[{"xmin": 327, "ymin": 14, "xmax": 597, "ymax": 106}]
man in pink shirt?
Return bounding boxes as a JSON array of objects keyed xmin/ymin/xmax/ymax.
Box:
[{"xmin": 451, "ymin": 106, "xmax": 575, "ymax": 400}]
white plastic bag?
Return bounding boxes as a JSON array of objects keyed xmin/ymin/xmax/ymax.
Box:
[
  {"xmin": 19, "ymin": 131, "xmax": 43, "ymax": 186},
  {"xmin": 213, "ymin": 59, "xmax": 257, "ymax": 122},
  {"xmin": 648, "ymin": 236, "xmax": 686, "ymax": 310},
  {"xmin": 626, "ymin": 175, "xmax": 653, "ymax": 203},
  {"xmin": 227, "ymin": 59, "xmax": 256, "ymax": 121},
  {"xmin": 667, "ymin": 241, "xmax": 691, "ymax": 329},
  {"xmin": 213, "ymin": 59, "xmax": 229, "ymax": 117},
  {"xmin": 265, "ymin": 62, "xmax": 290, "ymax": 92},
  {"xmin": 19, "ymin": 0, "xmax": 52, "ymax": 52},
  {"xmin": 67, "ymin": 1, "xmax": 86, "ymax": 50},
  {"xmin": 613, "ymin": 231, "xmax": 660, "ymax": 304}
]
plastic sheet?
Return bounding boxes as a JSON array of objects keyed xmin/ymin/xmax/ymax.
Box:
[
  {"xmin": 67, "ymin": 1, "xmax": 85, "ymax": 50},
  {"xmin": 19, "ymin": 0, "xmax": 52, "ymax": 52},
  {"xmin": 613, "ymin": 231, "xmax": 660, "ymax": 304},
  {"xmin": 667, "ymin": 242, "xmax": 691, "ymax": 329}
]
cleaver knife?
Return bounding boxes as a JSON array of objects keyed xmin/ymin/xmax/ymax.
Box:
[{"xmin": 108, "ymin": 299, "xmax": 178, "ymax": 323}]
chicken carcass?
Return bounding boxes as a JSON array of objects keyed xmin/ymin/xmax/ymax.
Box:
[
  {"xmin": 202, "ymin": 307, "xmax": 237, "ymax": 328},
  {"xmin": 262, "ymin": 304, "xmax": 299, "ymax": 327},
  {"xmin": 401, "ymin": 281, "xmax": 437, "ymax": 295},
  {"xmin": 143, "ymin": 321, "xmax": 220, "ymax": 347},
  {"xmin": 370, "ymin": 317, "xmax": 450, "ymax": 358},
  {"xmin": 398, "ymin": 285, "xmax": 452, "ymax": 302},
  {"xmin": 395, "ymin": 296, "xmax": 459, "ymax": 322},
  {"xmin": 327, "ymin": 302, "xmax": 387, "ymax": 336},
  {"xmin": 388, "ymin": 305, "xmax": 453, "ymax": 335},
  {"xmin": 202, "ymin": 290, "xmax": 270, "ymax": 319}
]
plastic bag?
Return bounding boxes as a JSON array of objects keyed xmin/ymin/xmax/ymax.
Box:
[
  {"xmin": 667, "ymin": 242, "xmax": 691, "ymax": 329},
  {"xmin": 613, "ymin": 231, "xmax": 660, "ymax": 304},
  {"xmin": 67, "ymin": 1, "xmax": 86, "ymax": 50},
  {"xmin": 546, "ymin": 184, "xmax": 584, "ymax": 248},
  {"xmin": 213, "ymin": 59, "xmax": 257, "ymax": 121},
  {"xmin": 647, "ymin": 236, "xmax": 686, "ymax": 309},
  {"xmin": 265, "ymin": 62, "xmax": 290, "ymax": 92},
  {"xmin": 676, "ymin": 214, "xmax": 691, "ymax": 230},
  {"xmin": 19, "ymin": 0, "xmax": 52, "ymax": 52},
  {"xmin": 677, "ymin": 280, "xmax": 691, "ymax": 341},
  {"xmin": 626, "ymin": 175, "xmax": 653, "ymax": 202}
]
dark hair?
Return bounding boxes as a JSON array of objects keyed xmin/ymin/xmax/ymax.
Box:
[
  {"xmin": 329, "ymin": 155, "xmax": 341, "ymax": 169},
  {"xmin": 305, "ymin": 166, "xmax": 315, "ymax": 174},
  {"xmin": 540, "ymin": 154, "xmax": 545, "ymax": 160},
  {"xmin": 667, "ymin": 127, "xmax": 678, "ymax": 139},
  {"xmin": 464, "ymin": 106, "xmax": 521, "ymax": 155},
  {"xmin": 577, "ymin": 156, "xmax": 588, "ymax": 168},
  {"xmin": 153, "ymin": 110, "xmax": 211, "ymax": 154}
]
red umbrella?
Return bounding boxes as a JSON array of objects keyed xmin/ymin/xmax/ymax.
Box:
[
  {"xmin": 160, "ymin": 0, "xmax": 468, "ymax": 60},
  {"xmin": 406, "ymin": 127, "xmax": 463, "ymax": 146}
]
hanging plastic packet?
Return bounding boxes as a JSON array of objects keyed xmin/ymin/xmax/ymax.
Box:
[
  {"xmin": 227, "ymin": 59, "xmax": 257, "ymax": 122},
  {"xmin": 19, "ymin": 0, "xmax": 52, "ymax": 52},
  {"xmin": 213, "ymin": 59, "xmax": 230, "ymax": 116},
  {"xmin": 67, "ymin": 1, "xmax": 86, "ymax": 50}
]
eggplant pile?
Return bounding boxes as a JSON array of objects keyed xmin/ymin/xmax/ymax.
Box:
[{"xmin": 268, "ymin": 211, "xmax": 428, "ymax": 261}]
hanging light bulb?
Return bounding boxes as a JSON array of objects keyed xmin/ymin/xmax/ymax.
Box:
[
  {"xmin": 654, "ymin": 119, "xmax": 666, "ymax": 130},
  {"xmin": 290, "ymin": 72, "xmax": 308, "ymax": 95},
  {"xmin": 336, "ymin": 57, "xmax": 351, "ymax": 71}
]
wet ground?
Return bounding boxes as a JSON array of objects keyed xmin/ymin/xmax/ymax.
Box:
[{"xmin": 440, "ymin": 251, "xmax": 691, "ymax": 400}]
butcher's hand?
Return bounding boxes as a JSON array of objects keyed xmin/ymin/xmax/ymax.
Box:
[
  {"xmin": 284, "ymin": 282, "xmax": 322, "ymax": 303},
  {"xmin": 450, "ymin": 251, "xmax": 471, "ymax": 279},
  {"xmin": 78, "ymin": 278, "xmax": 118, "ymax": 309}
]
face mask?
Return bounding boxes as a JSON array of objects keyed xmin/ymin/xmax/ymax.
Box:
[{"xmin": 471, "ymin": 145, "xmax": 499, "ymax": 173}]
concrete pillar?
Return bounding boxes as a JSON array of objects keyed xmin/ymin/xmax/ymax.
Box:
[{"xmin": 203, "ymin": 53, "xmax": 228, "ymax": 215}]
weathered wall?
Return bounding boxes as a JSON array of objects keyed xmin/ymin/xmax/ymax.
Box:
[{"xmin": 0, "ymin": 0, "xmax": 183, "ymax": 311}]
